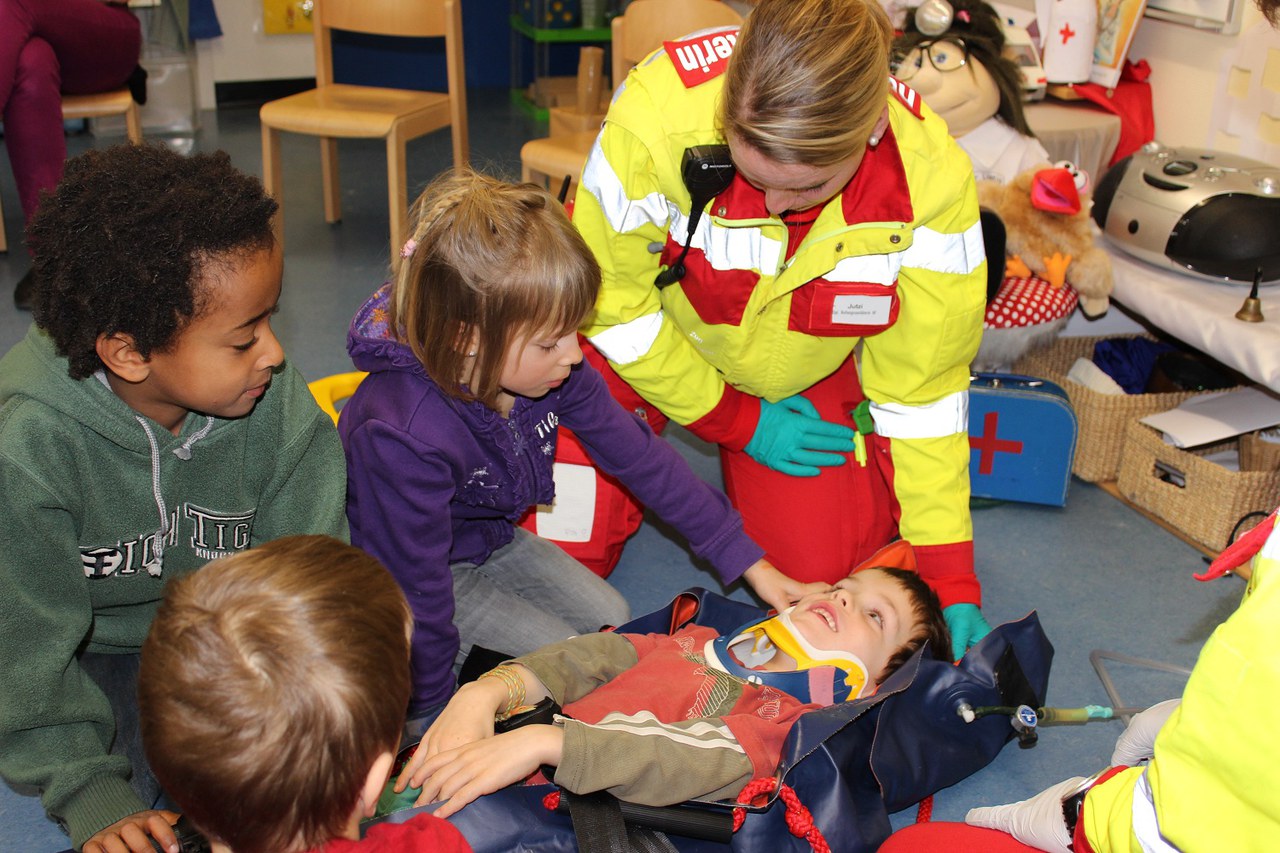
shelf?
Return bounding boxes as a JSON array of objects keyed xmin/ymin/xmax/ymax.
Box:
[
  {"xmin": 509, "ymin": 15, "xmax": 611, "ymax": 42},
  {"xmin": 511, "ymin": 87, "xmax": 547, "ymax": 122},
  {"xmin": 510, "ymin": 10, "xmax": 613, "ymax": 125}
]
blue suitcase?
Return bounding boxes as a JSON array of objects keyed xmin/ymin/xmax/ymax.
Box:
[{"xmin": 968, "ymin": 372, "xmax": 1077, "ymax": 506}]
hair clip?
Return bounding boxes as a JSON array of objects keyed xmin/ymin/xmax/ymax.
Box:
[
  {"xmin": 400, "ymin": 238, "xmax": 418, "ymax": 259},
  {"xmin": 957, "ymin": 9, "xmax": 970, "ymax": 23}
]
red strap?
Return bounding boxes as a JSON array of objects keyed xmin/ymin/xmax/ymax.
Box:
[
  {"xmin": 1196, "ymin": 508, "xmax": 1276, "ymax": 581},
  {"xmin": 668, "ymin": 591, "xmax": 703, "ymax": 634},
  {"xmin": 732, "ymin": 778, "xmax": 832, "ymax": 853},
  {"xmin": 915, "ymin": 794, "xmax": 933, "ymax": 822}
]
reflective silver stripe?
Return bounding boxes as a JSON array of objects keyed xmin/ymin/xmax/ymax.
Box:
[
  {"xmin": 582, "ymin": 140, "xmax": 671, "ymax": 235},
  {"xmin": 1131, "ymin": 771, "xmax": 1180, "ymax": 852},
  {"xmin": 901, "ymin": 220, "xmax": 985, "ymax": 276},
  {"xmin": 869, "ymin": 390, "xmax": 968, "ymax": 438},
  {"xmin": 671, "ymin": 205, "xmax": 783, "ymax": 275},
  {"xmin": 588, "ymin": 311, "xmax": 665, "ymax": 365},
  {"xmin": 827, "ymin": 252, "xmax": 901, "ymax": 286},
  {"xmin": 670, "ymin": 216, "xmax": 978, "ymax": 283}
]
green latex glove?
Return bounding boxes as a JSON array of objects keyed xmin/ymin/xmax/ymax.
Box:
[
  {"xmin": 944, "ymin": 603, "xmax": 992, "ymax": 661},
  {"xmin": 744, "ymin": 395, "xmax": 857, "ymax": 477},
  {"xmin": 374, "ymin": 776, "xmax": 423, "ymax": 818}
]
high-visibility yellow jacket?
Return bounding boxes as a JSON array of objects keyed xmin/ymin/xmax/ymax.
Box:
[
  {"xmin": 574, "ymin": 30, "xmax": 988, "ymax": 604},
  {"xmin": 1081, "ymin": 510, "xmax": 1280, "ymax": 851}
]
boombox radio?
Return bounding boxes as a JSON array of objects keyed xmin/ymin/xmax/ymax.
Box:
[{"xmin": 1091, "ymin": 143, "xmax": 1280, "ymax": 284}]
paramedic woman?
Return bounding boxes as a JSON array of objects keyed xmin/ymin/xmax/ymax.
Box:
[{"xmin": 573, "ymin": 0, "xmax": 991, "ymax": 657}]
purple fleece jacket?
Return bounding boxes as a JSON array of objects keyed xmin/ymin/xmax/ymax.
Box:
[{"xmin": 341, "ymin": 287, "xmax": 764, "ymax": 710}]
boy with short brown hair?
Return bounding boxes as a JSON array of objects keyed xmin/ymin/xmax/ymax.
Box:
[
  {"xmin": 139, "ymin": 535, "xmax": 470, "ymax": 853},
  {"xmin": 399, "ymin": 564, "xmax": 951, "ymax": 817}
]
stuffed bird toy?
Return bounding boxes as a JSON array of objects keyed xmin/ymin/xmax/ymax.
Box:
[
  {"xmin": 973, "ymin": 166, "xmax": 1114, "ymax": 369},
  {"xmin": 897, "ymin": 0, "xmax": 1115, "ymax": 369},
  {"xmin": 978, "ymin": 166, "xmax": 1113, "ymax": 318}
]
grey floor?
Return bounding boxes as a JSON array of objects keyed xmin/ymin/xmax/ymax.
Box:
[{"xmin": 0, "ymin": 96, "xmax": 1245, "ymax": 851}]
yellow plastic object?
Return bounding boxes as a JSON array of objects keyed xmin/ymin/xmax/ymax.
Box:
[{"xmin": 308, "ymin": 371, "xmax": 368, "ymax": 424}]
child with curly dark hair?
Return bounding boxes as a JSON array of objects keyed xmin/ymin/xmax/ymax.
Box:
[{"xmin": 0, "ymin": 143, "xmax": 349, "ymax": 853}]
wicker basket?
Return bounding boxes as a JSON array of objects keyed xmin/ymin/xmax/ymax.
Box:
[
  {"xmin": 1116, "ymin": 422, "xmax": 1280, "ymax": 553},
  {"xmin": 1012, "ymin": 335, "xmax": 1204, "ymax": 483}
]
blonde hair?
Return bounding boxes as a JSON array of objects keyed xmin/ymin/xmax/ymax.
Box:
[
  {"xmin": 720, "ymin": 0, "xmax": 893, "ymax": 167},
  {"xmin": 139, "ymin": 536, "xmax": 412, "ymax": 853},
  {"xmin": 389, "ymin": 169, "xmax": 601, "ymax": 408}
]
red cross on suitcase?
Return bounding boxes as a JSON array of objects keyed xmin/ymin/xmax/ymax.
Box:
[{"xmin": 968, "ymin": 372, "xmax": 1078, "ymax": 506}]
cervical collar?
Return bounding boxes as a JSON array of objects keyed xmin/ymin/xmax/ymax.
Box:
[{"xmin": 704, "ymin": 607, "xmax": 870, "ymax": 705}]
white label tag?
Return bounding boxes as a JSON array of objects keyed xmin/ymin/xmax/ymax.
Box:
[
  {"xmin": 832, "ymin": 294, "xmax": 892, "ymax": 325},
  {"xmin": 531, "ymin": 463, "xmax": 597, "ymax": 543}
]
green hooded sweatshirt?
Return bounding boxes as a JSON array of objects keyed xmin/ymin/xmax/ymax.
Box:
[{"xmin": 0, "ymin": 324, "xmax": 348, "ymax": 848}]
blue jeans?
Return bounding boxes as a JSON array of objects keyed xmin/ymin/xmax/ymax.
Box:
[
  {"xmin": 450, "ymin": 528, "xmax": 630, "ymax": 672},
  {"xmin": 79, "ymin": 652, "xmax": 161, "ymax": 811},
  {"xmin": 402, "ymin": 530, "xmax": 630, "ymax": 746}
]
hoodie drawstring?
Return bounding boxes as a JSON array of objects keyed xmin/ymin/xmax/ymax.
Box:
[
  {"xmin": 133, "ymin": 416, "xmax": 170, "ymax": 576},
  {"xmin": 132, "ymin": 414, "xmax": 215, "ymax": 574},
  {"xmin": 94, "ymin": 368, "xmax": 216, "ymax": 576}
]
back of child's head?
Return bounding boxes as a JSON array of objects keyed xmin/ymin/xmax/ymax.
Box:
[
  {"xmin": 389, "ymin": 168, "xmax": 600, "ymax": 406},
  {"xmin": 138, "ymin": 536, "xmax": 411, "ymax": 853},
  {"xmin": 869, "ymin": 566, "xmax": 952, "ymax": 679},
  {"xmin": 27, "ymin": 143, "xmax": 278, "ymax": 379}
]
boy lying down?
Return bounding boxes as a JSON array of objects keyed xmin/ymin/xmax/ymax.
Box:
[{"xmin": 397, "ymin": 565, "xmax": 952, "ymax": 817}]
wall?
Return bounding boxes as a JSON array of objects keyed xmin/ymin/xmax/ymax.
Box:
[
  {"xmin": 990, "ymin": 0, "xmax": 1272, "ymax": 151},
  {"xmin": 194, "ymin": 0, "xmax": 1273, "ymax": 157},
  {"xmin": 193, "ymin": 0, "xmax": 512, "ymax": 110},
  {"xmin": 1127, "ymin": 4, "xmax": 1267, "ymax": 147},
  {"xmin": 194, "ymin": 2, "xmax": 313, "ymax": 109}
]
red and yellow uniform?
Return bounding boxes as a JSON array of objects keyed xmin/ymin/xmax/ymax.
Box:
[
  {"xmin": 1078, "ymin": 511, "xmax": 1280, "ymax": 852},
  {"xmin": 574, "ymin": 30, "xmax": 987, "ymax": 606}
]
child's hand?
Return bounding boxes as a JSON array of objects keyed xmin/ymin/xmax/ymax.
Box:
[
  {"xmin": 410, "ymin": 725, "xmax": 565, "ymax": 818},
  {"xmin": 395, "ymin": 678, "xmax": 507, "ymax": 793},
  {"xmin": 82, "ymin": 809, "xmax": 180, "ymax": 853},
  {"xmin": 743, "ymin": 560, "xmax": 829, "ymax": 612}
]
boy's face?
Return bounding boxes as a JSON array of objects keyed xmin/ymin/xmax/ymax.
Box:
[
  {"xmin": 786, "ymin": 569, "xmax": 917, "ymax": 680},
  {"xmin": 126, "ymin": 244, "xmax": 285, "ymax": 433}
]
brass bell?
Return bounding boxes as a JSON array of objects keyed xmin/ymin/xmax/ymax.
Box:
[{"xmin": 1236, "ymin": 268, "xmax": 1265, "ymax": 323}]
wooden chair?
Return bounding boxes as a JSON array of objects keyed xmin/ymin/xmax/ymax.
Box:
[
  {"xmin": 610, "ymin": 0, "xmax": 743, "ymax": 96},
  {"xmin": 0, "ymin": 87, "xmax": 142, "ymax": 254},
  {"xmin": 258, "ymin": 0, "xmax": 468, "ymax": 259},
  {"xmin": 519, "ymin": 0, "xmax": 742, "ymax": 198},
  {"xmin": 520, "ymin": 46, "xmax": 608, "ymax": 196}
]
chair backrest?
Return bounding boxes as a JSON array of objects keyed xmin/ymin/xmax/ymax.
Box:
[
  {"xmin": 611, "ymin": 0, "xmax": 744, "ymax": 92},
  {"xmin": 308, "ymin": 371, "xmax": 368, "ymax": 424},
  {"xmin": 312, "ymin": 0, "xmax": 463, "ymax": 91}
]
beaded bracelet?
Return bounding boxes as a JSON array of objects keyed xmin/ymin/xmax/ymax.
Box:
[{"xmin": 479, "ymin": 664, "xmax": 527, "ymax": 722}]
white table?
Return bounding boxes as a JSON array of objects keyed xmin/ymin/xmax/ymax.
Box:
[{"xmin": 1103, "ymin": 242, "xmax": 1280, "ymax": 393}]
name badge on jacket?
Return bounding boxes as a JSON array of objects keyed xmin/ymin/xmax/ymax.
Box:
[{"xmin": 789, "ymin": 279, "xmax": 900, "ymax": 336}]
